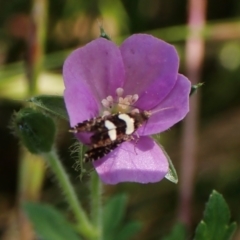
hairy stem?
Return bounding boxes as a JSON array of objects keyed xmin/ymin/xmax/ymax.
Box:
[
  {"xmin": 42, "ymin": 150, "xmax": 98, "ymax": 239},
  {"xmin": 90, "ymin": 171, "xmax": 103, "ymax": 240}
]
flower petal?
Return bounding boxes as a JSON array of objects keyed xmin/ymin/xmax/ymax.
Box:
[
  {"xmin": 120, "ymin": 34, "xmax": 179, "ymax": 110},
  {"xmin": 138, "ymin": 74, "xmax": 191, "ymax": 136},
  {"xmin": 64, "ymin": 84, "xmax": 99, "ymax": 127},
  {"xmin": 93, "ymin": 136, "xmax": 169, "ymax": 184},
  {"xmin": 63, "ymin": 38, "xmax": 125, "ymax": 104}
]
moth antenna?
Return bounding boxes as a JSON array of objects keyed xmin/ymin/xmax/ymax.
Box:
[
  {"xmin": 110, "ymin": 99, "xmax": 174, "ymax": 116},
  {"xmin": 149, "ymin": 106, "xmax": 175, "ymax": 115},
  {"xmin": 136, "ymin": 106, "xmax": 175, "ymax": 136},
  {"xmin": 69, "ymin": 128, "xmax": 78, "ymax": 133}
]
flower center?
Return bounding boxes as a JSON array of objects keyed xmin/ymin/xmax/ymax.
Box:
[{"xmin": 101, "ymin": 88, "xmax": 139, "ymax": 116}]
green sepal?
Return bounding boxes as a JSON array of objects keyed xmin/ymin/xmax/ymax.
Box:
[
  {"xmin": 14, "ymin": 108, "xmax": 56, "ymax": 154},
  {"xmin": 159, "ymin": 145, "xmax": 178, "ymax": 184},
  {"xmin": 190, "ymin": 83, "xmax": 204, "ymax": 96},
  {"xmin": 23, "ymin": 202, "xmax": 80, "ymax": 240},
  {"xmin": 99, "ymin": 24, "xmax": 111, "ymax": 40},
  {"xmin": 28, "ymin": 95, "xmax": 69, "ymax": 120},
  {"xmin": 194, "ymin": 190, "xmax": 237, "ymax": 240}
]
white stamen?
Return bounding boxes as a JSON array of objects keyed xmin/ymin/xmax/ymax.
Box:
[
  {"xmin": 118, "ymin": 114, "xmax": 134, "ymax": 134},
  {"xmin": 132, "ymin": 94, "xmax": 139, "ymax": 103},
  {"xmin": 106, "ymin": 96, "xmax": 113, "ymax": 102},
  {"xmin": 104, "ymin": 120, "xmax": 117, "ymax": 140},
  {"xmin": 125, "ymin": 95, "xmax": 132, "ymax": 101},
  {"xmin": 116, "ymin": 88, "xmax": 124, "ymax": 97},
  {"xmin": 118, "ymin": 97, "xmax": 123, "ymax": 102},
  {"xmin": 102, "ymin": 99, "xmax": 110, "ymax": 108},
  {"xmin": 102, "ymin": 110, "xmax": 111, "ymax": 117},
  {"xmin": 101, "ymin": 89, "xmax": 140, "ymax": 115},
  {"xmin": 131, "ymin": 108, "xmax": 140, "ymax": 114}
]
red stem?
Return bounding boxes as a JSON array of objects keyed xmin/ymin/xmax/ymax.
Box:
[{"xmin": 178, "ymin": 0, "xmax": 207, "ymax": 227}]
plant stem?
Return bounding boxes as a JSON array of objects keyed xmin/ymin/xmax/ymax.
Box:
[
  {"xmin": 19, "ymin": 153, "xmax": 45, "ymax": 201},
  {"xmin": 26, "ymin": 0, "xmax": 48, "ymax": 95},
  {"xmin": 90, "ymin": 171, "xmax": 103, "ymax": 240},
  {"xmin": 42, "ymin": 150, "xmax": 98, "ymax": 239},
  {"xmin": 19, "ymin": 2, "xmax": 48, "ymax": 237},
  {"xmin": 178, "ymin": 0, "xmax": 206, "ymax": 228}
]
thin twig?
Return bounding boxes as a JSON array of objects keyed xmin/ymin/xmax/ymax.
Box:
[{"xmin": 178, "ymin": 0, "xmax": 207, "ymax": 227}]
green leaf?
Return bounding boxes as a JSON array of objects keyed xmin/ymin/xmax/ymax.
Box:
[
  {"xmin": 159, "ymin": 145, "xmax": 178, "ymax": 184},
  {"xmin": 103, "ymin": 194, "xmax": 141, "ymax": 240},
  {"xmin": 103, "ymin": 194, "xmax": 127, "ymax": 235},
  {"xmin": 194, "ymin": 190, "xmax": 237, "ymax": 240},
  {"xmin": 162, "ymin": 223, "xmax": 186, "ymax": 240},
  {"xmin": 115, "ymin": 222, "xmax": 142, "ymax": 240},
  {"xmin": 23, "ymin": 202, "xmax": 80, "ymax": 240},
  {"xmin": 28, "ymin": 95, "xmax": 69, "ymax": 120}
]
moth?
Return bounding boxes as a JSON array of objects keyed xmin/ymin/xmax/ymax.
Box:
[{"xmin": 70, "ymin": 111, "xmax": 151, "ymax": 162}]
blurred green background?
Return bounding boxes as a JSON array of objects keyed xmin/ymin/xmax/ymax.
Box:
[{"xmin": 0, "ymin": 0, "xmax": 240, "ymax": 239}]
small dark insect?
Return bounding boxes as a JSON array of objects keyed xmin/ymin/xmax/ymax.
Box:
[
  {"xmin": 70, "ymin": 111, "xmax": 150, "ymax": 162},
  {"xmin": 84, "ymin": 138, "xmax": 125, "ymax": 162}
]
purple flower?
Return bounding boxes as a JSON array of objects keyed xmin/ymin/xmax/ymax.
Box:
[{"xmin": 63, "ymin": 34, "xmax": 191, "ymax": 184}]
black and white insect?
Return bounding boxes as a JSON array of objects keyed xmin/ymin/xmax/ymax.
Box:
[
  {"xmin": 84, "ymin": 139, "xmax": 125, "ymax": 162},
  {"xmin": 70, "ymin": 111, "xmax": 151, "ymax": 162}
]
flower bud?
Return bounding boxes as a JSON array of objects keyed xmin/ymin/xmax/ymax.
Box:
[{"xmin": 13, "ymin": 108, "xmax": 56, "ymax": 154}]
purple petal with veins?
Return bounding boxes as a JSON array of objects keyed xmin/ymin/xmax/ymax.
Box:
[
  {"xmin": 93, "ymin": 136, "xmax": 169, "ymax": 184},
  {"xmin": 63, "ymin": 34, "xmax": 191, "ymax": 184}
]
